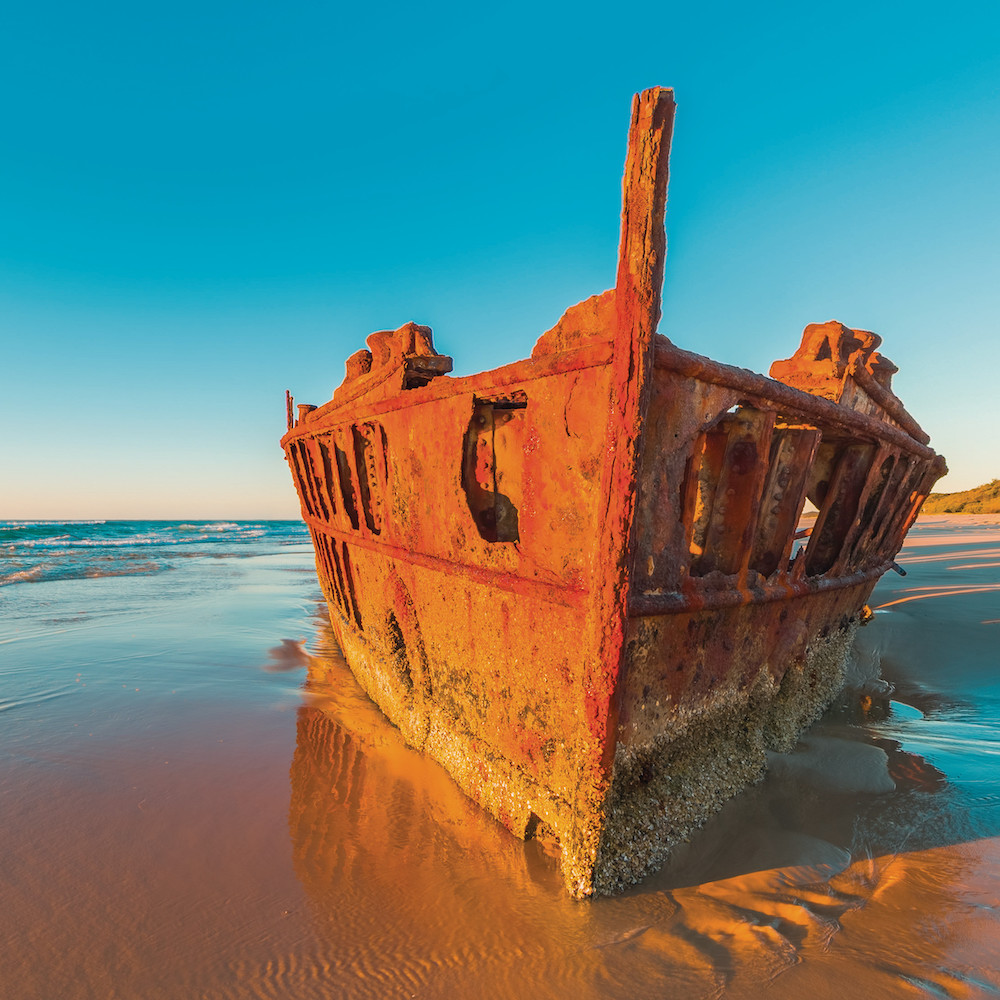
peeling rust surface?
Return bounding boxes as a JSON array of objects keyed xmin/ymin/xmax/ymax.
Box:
[{"xmin": 280, "ymin": 88, "xmax": 946, "ymax": 898}]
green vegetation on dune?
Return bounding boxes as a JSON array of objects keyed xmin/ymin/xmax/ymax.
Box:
[{"xmin": 922, "ymin": 479, "xmax": 1000, "ymax": 514}]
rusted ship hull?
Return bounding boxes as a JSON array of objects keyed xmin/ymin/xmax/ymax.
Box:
[{"xmin": 281, "ymin": 89, "xmax": 945, "ymax": 896}]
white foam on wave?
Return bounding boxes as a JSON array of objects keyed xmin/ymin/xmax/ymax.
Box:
[
  {"xmin": 64, "ymin": 536, "xmax": 162, "ymax": 548},
  {"xmin": 0, "ymin": 566, "xmax": 45, "ymax": 586},
  {"xmin": 0, "ymin": 520, "xmax": 107, "ymax": 528},
  {"xmin": 1, "ymin": 558, "xmax": 167, "ymax": 587},
  {"xmin": 83, "ymin": 561, "xmax": 162, "ymax": 579},
  {"xmin": 14, "ymin": 536, "xmax": 72, "ymax": 548}
]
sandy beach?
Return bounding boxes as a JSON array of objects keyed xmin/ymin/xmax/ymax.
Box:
[{"xmin": 2, "ymin": 515, "xmax": 999, "ymax": 998}]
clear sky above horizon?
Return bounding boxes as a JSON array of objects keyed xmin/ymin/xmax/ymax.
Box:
[{"xmin": 3, "ymin": 0, "xmax": 999, "ymax": 519}]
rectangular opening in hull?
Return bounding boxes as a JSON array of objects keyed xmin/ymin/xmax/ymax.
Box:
[{"xmin": 462, "ymin": 396, "xmax": 527, "ymax": 543}]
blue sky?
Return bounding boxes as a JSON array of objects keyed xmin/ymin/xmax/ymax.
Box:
[{"xmin": 3, "ymin": 1, "xmax": 998, "ymax": 518}]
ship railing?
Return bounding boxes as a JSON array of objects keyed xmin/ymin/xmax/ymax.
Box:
[{"xmin": 633, "ymin": 339, "xmax": 943, "ymax": 612}]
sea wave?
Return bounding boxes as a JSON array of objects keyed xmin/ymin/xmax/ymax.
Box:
[
  {"xmin": 83, "ymin": 561, "xmax": 163, "ymax": 579},
  {"xmin": 177, "ymin": 522, "xmax": 242, "ymax": 532},
  {"xmin": 12, "ymin": 535, "xmax": 164, "ymax": 549},
  {"xmin": 0, "ymin": 520, "xmax": 107, "ymax": 529},
  {"xmin": 0, "ymin": 560, "xmax": 165, "ymax": 588},
  {"xmin": 0, "ymin": 566, "xmax": 46, "ymax": 586},
  {"xmin": 0, "ymin": 520, "xmax": 310, "ymax": 588}
]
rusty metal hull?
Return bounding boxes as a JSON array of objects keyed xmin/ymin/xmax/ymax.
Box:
[{"xmin": 280, "ymin": 89, "xmax": 945, "ymax": 896}]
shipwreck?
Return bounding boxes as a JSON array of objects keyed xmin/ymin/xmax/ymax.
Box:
[{"xmin": 281, "ymin": 88, "xmax": 946, "ymax": 897}]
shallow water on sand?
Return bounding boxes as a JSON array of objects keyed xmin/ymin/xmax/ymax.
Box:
[{"xmin": 2, "ymin": 517, "xmax": 999, "ymax": 999}]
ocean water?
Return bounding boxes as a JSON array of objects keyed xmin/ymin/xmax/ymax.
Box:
[
  {"xmin": 0, "ymin": 519, "xmax": 308, "ymax": 587},
  {"xmin": 2, "ymin": 517, "xmax": 999, "ymax": 999}
]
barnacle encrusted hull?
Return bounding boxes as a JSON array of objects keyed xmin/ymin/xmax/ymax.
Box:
[{"xmin": 281, "ymin": 88, "xmax": 945, "ymax": 896}]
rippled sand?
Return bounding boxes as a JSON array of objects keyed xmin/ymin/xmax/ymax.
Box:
[{"xmin": 3, "ymin": 517, "xmax": 999, "ymax": 998}]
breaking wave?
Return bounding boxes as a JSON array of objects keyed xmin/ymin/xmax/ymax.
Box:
[
  {"xmin": 0, "ymin": 565, "xmax": 46, "ymax": 586},
  {"xmin": 177, "ymin": 522, "xmax": 241, "ymax": 532}
]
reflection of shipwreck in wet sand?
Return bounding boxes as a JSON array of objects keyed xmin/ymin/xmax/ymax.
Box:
[
  {"xmin": 281, "ymin": 87, "xmax": 946, "ymax": 896},
  {"xmin": 289, "ymin": 698, "xmax": 554, "ymax": 914}
]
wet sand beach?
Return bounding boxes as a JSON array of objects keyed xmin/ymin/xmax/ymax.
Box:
[{"xmin": 2, "ymin": 516, "xmax": 999, "ymax": 998}]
